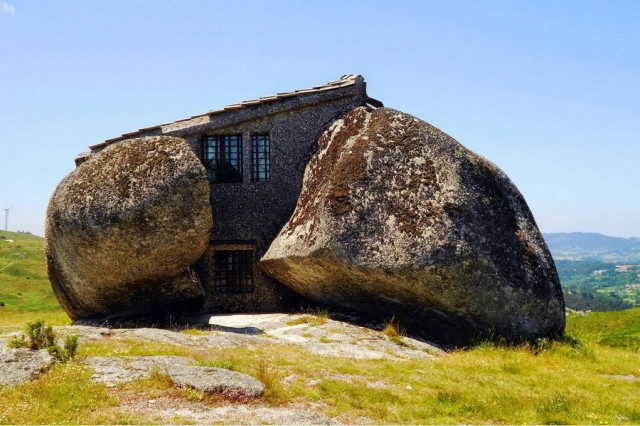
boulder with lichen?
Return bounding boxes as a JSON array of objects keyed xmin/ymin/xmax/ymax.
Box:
[
  {"xmin": 260, "ymin": 107, "xmax": 565, "ymax": 344},
  {"xmin": 45, "ymin": 136, "xmax": 213, "ymax": 320}
]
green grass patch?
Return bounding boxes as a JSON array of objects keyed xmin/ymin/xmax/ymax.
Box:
[
  {"xmin": 0, "ymin": 231, "xmax": 65, "ymax": 324},
  {"xmin": 196, "ymin": 358, "xmax": 238, "ymax": 371},
  {"xmin": 566, "ymin": 307, "xmax": 640, "ymax": 350},
  {"xmin": 1, "ymin": 237, "xmax": 640, "ymax": 424},
  {"xmin": 180, "ymin": 327, "xmax": 212, "ymax": 336},
  {"xmin": 285, "ymin": 308, "xmax": 328, "ymax": 327},
  {"xmin": 0, "ymin": 362, "xmax": 117, "ymax": 424},
  {"xmin": 3, "ymin": 312, "xmax": 639, "ymax": 424},
  {"xmin": 77, "ymin": 339, "xmax": 194, "ymax": 358},
  {"xmin": 0, "ymin": 310, "xmax": 70, "ymax": 331}
]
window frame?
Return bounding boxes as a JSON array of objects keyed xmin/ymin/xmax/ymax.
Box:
[
  {"xmin": 251, "ymin": 133, "xmax": 271, "ymax": 182},
  {"xmin": 213, "ymin": 249, "xmax": 255, "ymax": 294},
  {"xmin": 203, "ymin": 135, "xmax": 244, "ymax": 184}
]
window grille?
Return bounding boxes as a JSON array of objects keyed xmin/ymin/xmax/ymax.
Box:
[
  {"xmin": 213, "ymin": 250, "xmax": 255, "ymax": 293},
  {"xmin": 203, "ymin": 135, "xmax": 243, "ymax": 183},
  {"xmin": 251, "ymin": 134, "xmax": 271, "ymax": 182}
]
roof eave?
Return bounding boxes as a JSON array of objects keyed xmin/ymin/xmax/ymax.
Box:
[{"xmin": 89, "ymin": 74, "xmax": 367, "ymax": 152}]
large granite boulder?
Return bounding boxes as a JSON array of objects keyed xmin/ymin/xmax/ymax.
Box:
[
  {"xmin": 260, "ymin": 107, "xmax": 565, "ymax": 344},
  {"xmin": 46, "ymin": 136, "xmax": 213, "ymax": 320}
]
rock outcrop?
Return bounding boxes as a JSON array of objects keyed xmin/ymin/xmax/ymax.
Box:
[
  {"xmin": 260, "ymin": 107, "xmax": 565, "ymax": 344},
  {"xmin": 85, "ymin": 356, "xmax": 265, "ymax": 397},
  {"xmin": 0, "ymin": 349, "xmax": 53, "ymax": 386},
  {"xmin": 45, "ymin": 136, "xmax": 213, "ymax": 320}
]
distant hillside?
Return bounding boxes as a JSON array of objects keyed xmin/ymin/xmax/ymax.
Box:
[
  {"xmin": 543, "ymin": 232, "xmax": 640, "ymax": 261},
  {"xmin": 0, "ymin": 230, "xmax": 60, "ymax": 313}
]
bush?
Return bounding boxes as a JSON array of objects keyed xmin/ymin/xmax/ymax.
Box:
[{"xmin": 8, "ymin": 319, "xmax": 79, "ymax": 363}]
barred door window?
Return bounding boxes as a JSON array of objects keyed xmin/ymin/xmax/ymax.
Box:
[
  {"xmin": 251, "ymin": 134, "xmax": 271, "ymax": 182},
  {"xmin": 213, "ymin": 250, "xmax": 255, "ymax": 293},
  {"xmin": 203, "ymin": 135, "xmax": 243, "ymax": 183}
]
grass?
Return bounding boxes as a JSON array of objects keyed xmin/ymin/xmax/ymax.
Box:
[
  {"xmin": 68, "ymin": 317, "xmax": 640, "ymax": 423},
  {"xmin": 125, "ymin": 366, "xmax": 174, "ymax": 396},
  {"xmin": 383, "ymin": 317, "xmax": 406, "ymax": 346},
  {"xmin": 8, "ymin": 318, "xmax": 79, "ymax": 363},
  {"xmin": 285, "ymin": 308, "xmax": 328, "ymax": 327},
  {"xmin": 78, "ymin": 310, "xmax": 640, "ymax": 423},
  {"xmin": 1, "ymin": 236, "xmax": 639, "ymax": 423},
  {"xmin": 0, "ymin": 231, "xmax": 71, "ymax": 331},
  {"xmin": 566, "ymin": 308, "xmax": 640, "ymax": 350},
  {"xmin": 196, "ymin": 358, "xmax": 238, "ymax": 371},
  {"xmin": 0, "ymin": 362, "xmax": 119, "ymax": 424},
  {"xmin": 188, "ymin": 332, "xmax": 638, "ymax": 424},
  {"xmin": 3, "ymin": 310, "xmax": 640, "ymax": 424},
  {"xmin": 255, "ymin": 361, "xmax": 285, "ymax": 403},
  {"xmin": 0, "ymin": 231, "xmax": 60, "ymax": 312}
]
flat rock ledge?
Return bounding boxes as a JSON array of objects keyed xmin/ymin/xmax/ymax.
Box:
[
  {"xmin": 85, "ymin": 356, "xmax": 264, "ymax": 398},
  {"xmin": 114, "ymin": 395, "xmax": 337, "ymax": 425},
  {"xmin": 52, "ymin": 313, "xmax": 443, "ymax": 361},
  {"xmin": 0, "ymin": 349, "xmax": 53, "ymax": 387}
]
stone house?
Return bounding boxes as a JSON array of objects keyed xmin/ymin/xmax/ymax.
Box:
[{"xmin": 77, "ymin": 75, "xmax": 382, "ymax": 313}]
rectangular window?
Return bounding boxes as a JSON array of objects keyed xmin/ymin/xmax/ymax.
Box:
[
  {"xmin": 203, "ymin": 135, "xmax": 243, "ymax": 183},
  {"xmin": 251, "ymin": 134, "xmax": 271, "ymax": 182},
  {"xmin": 213, "ymin": 250, "xmax": 255, "ymax": 293}
]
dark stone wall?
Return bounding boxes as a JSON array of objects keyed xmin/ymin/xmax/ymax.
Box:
[
  {"xmin": 180, "ymin": 95, "xmax": 367, "ymax": 312},
  {"xmin": 84, "ymin": 78, "xmax": 371, "ymax": 314}
]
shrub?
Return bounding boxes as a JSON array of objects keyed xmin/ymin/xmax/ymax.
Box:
[
  {"xmin": 26, "ymin": 319, "xmax": 56, "ymax": 350},
  {"xmin": 8, "ymin": 319, "xmax": 79, "ymax": 363}
]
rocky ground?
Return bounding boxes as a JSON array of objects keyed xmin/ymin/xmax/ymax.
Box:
[{"xmin": 0, "ymin": 312, "xmax": 442, "ymax": 424}]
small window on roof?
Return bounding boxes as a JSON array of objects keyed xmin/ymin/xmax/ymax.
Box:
[
  {"xmin": 203, "ymin": 135, "xmax": 243, "ymax": 183},
  {"xmin": 251, "ymin": 134, "xmax": 270, "ymax": 182}
]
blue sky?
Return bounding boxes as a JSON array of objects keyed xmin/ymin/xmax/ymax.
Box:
[{"xmin": 0, "ymin": 1, "xmax": 638, "ymax": 237}]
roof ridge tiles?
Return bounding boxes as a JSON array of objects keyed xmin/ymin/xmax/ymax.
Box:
[{"xmin": 89, "ymin": 75, "xmax": 363, "ymax": 150}]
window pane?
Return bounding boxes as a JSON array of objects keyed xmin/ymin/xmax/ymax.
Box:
[
  {"xmin": 251, "ymin": 134, "xmax": 270, "ymax": 182},
  {"xmin": 203, "ymin": 135, "xmax": 243, "ymax": 183},
  {"xmin": 213, "ymin": 250, "xmax": 254, "ymax": 293}
]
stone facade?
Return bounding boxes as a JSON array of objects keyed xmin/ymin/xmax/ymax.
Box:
[{"xmin": 78, "ymin": 75, "xmax": 376, "ymax": 313}]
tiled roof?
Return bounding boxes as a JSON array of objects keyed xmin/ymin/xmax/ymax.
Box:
[{"xmin": 90, "ymin": 75, "xmax": 363, "ymax": 150}]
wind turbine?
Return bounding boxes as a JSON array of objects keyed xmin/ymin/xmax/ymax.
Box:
[{"xmin": 3, "ymin": 207, "xmax": 12, "ymax": 232}]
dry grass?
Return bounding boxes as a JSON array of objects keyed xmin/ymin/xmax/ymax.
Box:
[
  {"xmin": 2, "ymin": 240, "xmax": 640, "ymax": 425},
  {"xmin": 2, "ymin": 315, "xmax": 640, "ymax": 424},
  {"xmin": 382, "ymin": 317, "xmax": 406, "ymax": 346},
  {"xmin": 254, "ymin": 361, "xmax": 285, "ymax": 403},
  {"xmin": 285, "ymin": 308, "xmax": 329, "ymax": 327},
  {"xmin": 0, "ymin": 362, "xmax": 118, "ymax": 424}
]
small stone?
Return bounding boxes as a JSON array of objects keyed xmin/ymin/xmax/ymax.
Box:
[
  {"xmin": 306, "ymin": 379, "xmax": 322, "ymax": 386},
  {"xmin": 284, "ymin": 374, "xmax": 297, "ymax": 383}
]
